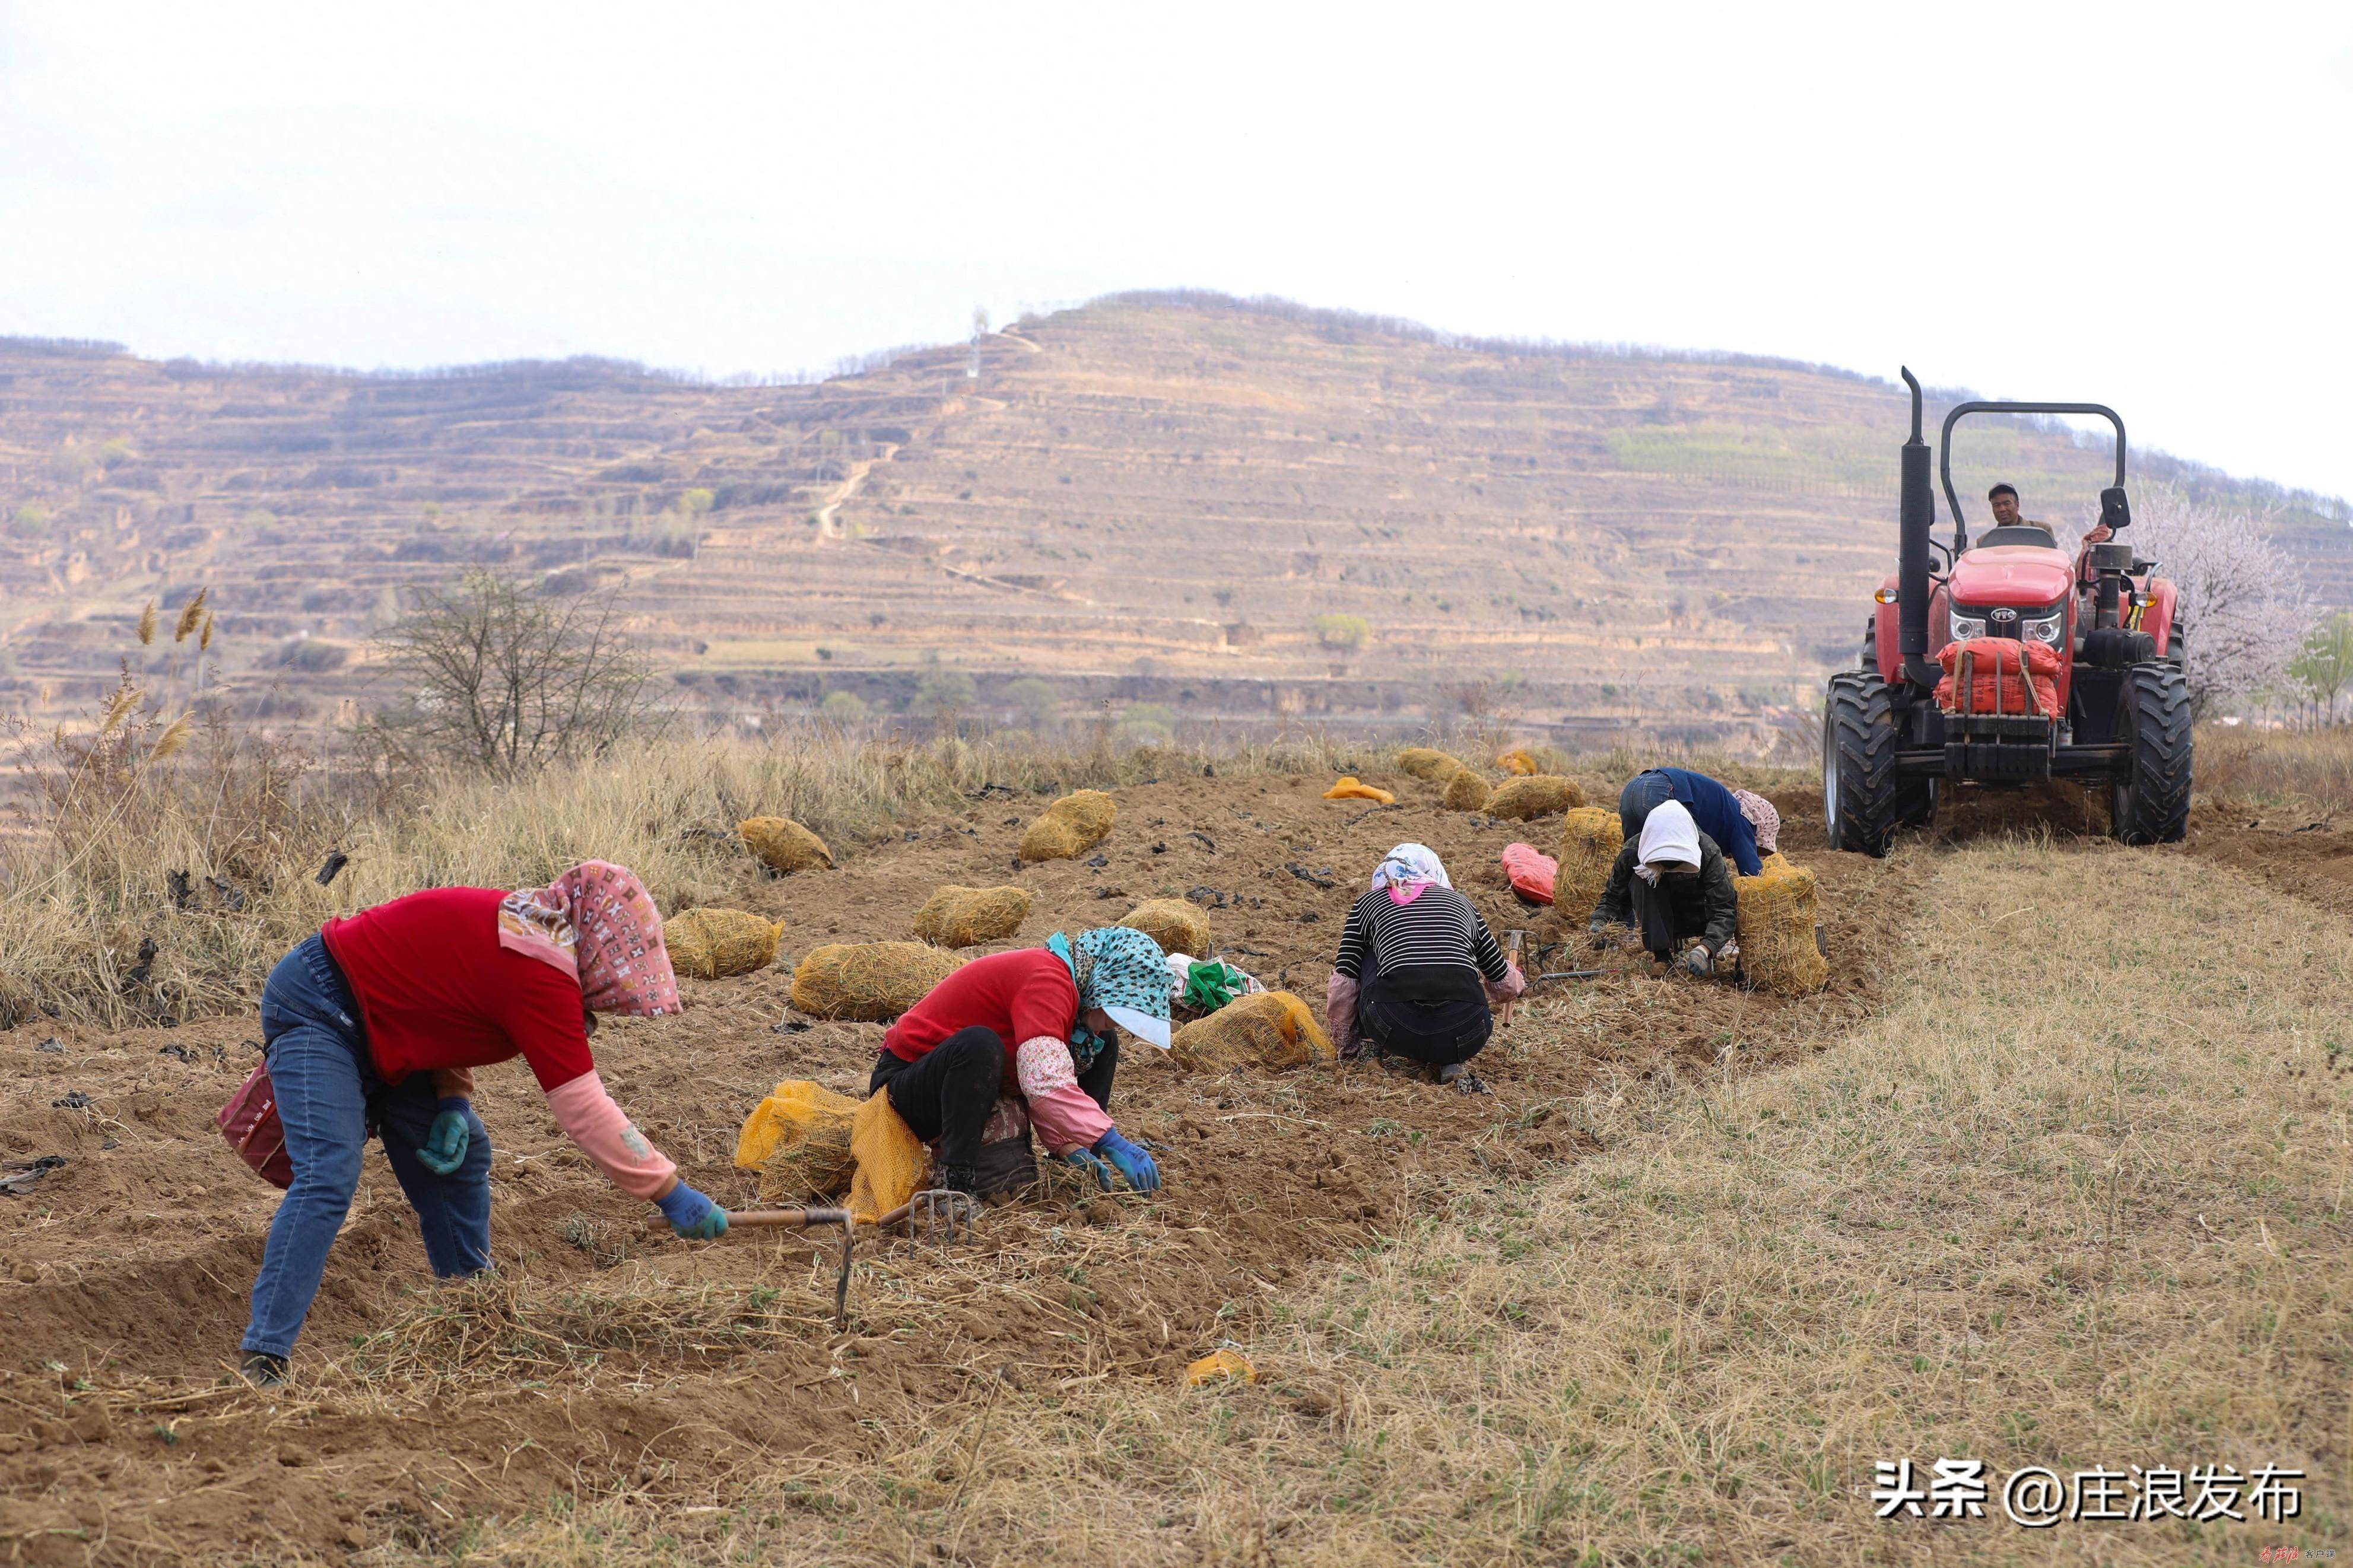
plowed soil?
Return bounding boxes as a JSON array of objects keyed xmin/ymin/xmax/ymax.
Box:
[{"xmin": 1, "ymin": 766, "xmax": 1928, "ymax": 1563}]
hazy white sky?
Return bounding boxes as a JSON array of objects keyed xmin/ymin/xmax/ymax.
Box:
[{"xmin": 2, "ymin": 3, "xmax": 2348, "ymax": 497}]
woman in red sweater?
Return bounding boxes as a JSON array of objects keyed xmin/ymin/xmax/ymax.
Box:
[
  {"xmin": 237, "ymin": 861, "xmax": 722, "ymax": 1385},
  {"xmin": 877, "ymin": 927, "xmax": 1168, "ymax": 1194}
]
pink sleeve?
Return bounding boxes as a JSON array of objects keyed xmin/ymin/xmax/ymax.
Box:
[
  {"xmin": 1014, "ymin": 1036, "xmax": 1114, "ymax": 1156},
  {"xmin": 544, "ymin": 1070, "xmax": 679, "ymax": 1200},
  {"xmin": 1482, "ymin": 960, "xmax": 1527, "ymax": 1008},
  {"xmin": 1325, "ymin": 971, "xmax": 1360, "ymax": 1054}
]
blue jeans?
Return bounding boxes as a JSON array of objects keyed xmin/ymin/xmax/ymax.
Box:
[{"xmin": 240, "ymin": 935, "xmax": 494, "ymax": 1359}]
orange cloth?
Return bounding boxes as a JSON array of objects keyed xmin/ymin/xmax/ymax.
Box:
[{"xmin": 1323, "ymin": 776, "xmax": 1396, "ymax": 804}]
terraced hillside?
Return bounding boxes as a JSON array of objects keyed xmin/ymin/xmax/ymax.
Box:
[{"xmin": 2, "ymin": 294, "xmax": 2344, "ymax": 744}]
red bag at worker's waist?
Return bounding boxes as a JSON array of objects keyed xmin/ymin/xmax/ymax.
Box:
[
  {"xmin": 1935, "ymin": 637, "xmax": 2061, "ymax": 717},
  {"xmin": 218, "ymin": 1061, "xmax": 294, "ymax": 1189},
  {"xmin": 1500, "ymin": 842, "xmax": 1558, "ymax": 904}
]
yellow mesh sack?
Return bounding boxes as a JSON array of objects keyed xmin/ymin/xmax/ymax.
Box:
[
  {"xmin": 912, "ymin": 884, "xmax": 1033, "ymax": 948},
  {"xmin": 1017, "ymin": 790, "xmax": 1117, "ymax": 863},
  {"xmin": 848, "ymin": 1089, "xmax": 929, "ymax": 1222},
  {"xmin": 1119, "ymin": 898, "xmax": 1208, "ymax": 958},
  {"xmin": 738, "ymin": 815, "xmax": 833, "ymax": 874},
  {"xmin": 1441, "ymin": 767, "xmax": 1491, "ymax": 812},
  {"xmin": 735, "ymin": 1081, "xmax": 862, "ymax": 1203},
  {"xmin": 1553, "ymin": 807, "xmax": 1624, "ymax": 923},
  {"xmin": 1322, "ymin": 775, "xmax": 1396, "ymax": 804},
  {"xmin": 663, "ymin": 908, "xmax": 782, "ymax": 979},
  {"xmin": 1394, "ymin": 746, "xmax": 1466, "ymax": 781},
  {"xmin": 1485, "ymin": 774, "xmax": 1586, "ymax": 820},
  {"xmin": 1170, "ymin": 991, "xmax": 1336, "ymax": 1073},
  {"xmin": 1734, "ymin": 853, "xmax": 1828, "ymax": 997},
  {"xmin": 1495, "ymin": 749, "xmax": 1539, "ymax": 776}
]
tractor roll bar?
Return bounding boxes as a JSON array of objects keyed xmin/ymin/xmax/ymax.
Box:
[{"xmin": 1939, "ymin": 400, "xmax": 2127, "ymax": 552}]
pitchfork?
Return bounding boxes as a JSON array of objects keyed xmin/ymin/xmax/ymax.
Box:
[{"xmin": 724, "ymin": 1206, "xmax": 856, "ymax": 1331}]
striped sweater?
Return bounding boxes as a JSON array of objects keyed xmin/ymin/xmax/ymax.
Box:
[{"xmin": 1333, "ymin": 886, "xmax": 1511, "ymax": 1006}]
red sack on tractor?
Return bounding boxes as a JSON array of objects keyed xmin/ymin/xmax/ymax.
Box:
[
  {"xmin": 1936, "ymin": 637, "xmax": 2061, "ymax": 717},
  {"xmin": 218, "ymin": 1061, "xmax": 294, "ymax": 1189},
  {"xmin": 1500, "ymin": 842, "xmax": 1558, "ymax": 904}
]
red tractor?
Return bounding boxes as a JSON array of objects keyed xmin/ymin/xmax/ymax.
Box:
[{"xmin": 1823, "ymin": 369, "xmax": 2191, "ymax": 854}]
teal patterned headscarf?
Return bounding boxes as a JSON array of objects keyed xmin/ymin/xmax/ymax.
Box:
[{"xmin": 1047, "ymin": 926, "xmax": 1171, "ymax": 1067}]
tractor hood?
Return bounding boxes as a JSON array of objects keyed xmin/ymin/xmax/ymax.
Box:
[{"xmin": 1948, "ymin": 545, "xmax": 2073, "ymax": 608}]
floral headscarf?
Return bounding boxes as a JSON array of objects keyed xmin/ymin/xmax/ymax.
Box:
[
  {"xmin": 497, "ymin": 860, "xmax": 680, "ymax": 1016},
  {"xmin": 1370, "ymin": 842, "xmax": 1450, "ymax": 905},
  {"xmin": 1046, "ymin": 926, "xmax": 1171, "ymax": 1064},
  {"xmin": 1732, "ymin": 788, "xmax": 1781, "ymax": 855}
]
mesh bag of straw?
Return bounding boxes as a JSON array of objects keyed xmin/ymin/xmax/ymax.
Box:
[
  {"xmin": 1017, "ymin": 790, "xmax": 1117, "ymax": 863},
  {"xmin": 1119, "ymin": 898, "xmax": 1209, "ymax": 958},
  {"xmin": 663, "ymin": 908, "xmax": 782, "ymax": 979},
  {"xmin": 735, "ymin": 1081, "xmax": 860, "ymax": 1204},
  {"xmin": 739, "ymin": 816, "xmax": 834, "ymax": 874},
  {"xmin": 1553, "ymin": 807, "xmax": 1624, "ymax": 924},
  {"xmin": 912, "ymin": 885, "xmax": 1033, "ymax": 948},
  {"xmin": 1395, "ymin": 746, "xmax": 1467, "ymax": 781},
  {"xmin": 1485, "ymin": 774, "xmax": 1586, "ymax": 820},
  {"xmin": 1170, "ymin": 991, "xmax": 1336, "ymax": 1073},
  {"xmin": 1441, "ymin": 766, "xmax": 1491, "ymax": 812},
  {"xmin": 849, "ymin": 1090, "xmax": 929, "ymax": 1221},
  {"xmin": 789, "ymin": 942, "xmax": 965, "ymax": 1020},
  {"xmin": 1495, "ymin": 748, "xmax": 1539, "ymax": 776},
  {"xmin": 1734, "ymin": 853, "xmax": 1828, "ymax": 996}
]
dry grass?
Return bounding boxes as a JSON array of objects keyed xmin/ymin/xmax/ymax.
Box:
[
  {"xmin": 2198, "ymin": 723, "xmax": 2353, "ymax": 815},
  {"xmin": 382, "ymin": 837, "xmax": 2352, "ymax": 1564}
]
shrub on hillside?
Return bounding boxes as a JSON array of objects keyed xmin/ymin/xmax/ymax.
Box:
[{"xmin": 1313, "ymin": 613, "xmax": 1369, "ymax": 653}]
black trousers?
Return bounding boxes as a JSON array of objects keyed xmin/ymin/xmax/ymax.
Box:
[
  {"xmin": 1360, "ymin": 970, "xmax": 1491, "ymax": 1068},
  {"xmin": 1630, "ymin": 876, "xmax": 1685, "ymax": 960},
  {"xmin": 872, "ymin": 1029, "xmax": 1119, "ymax": 1170}
]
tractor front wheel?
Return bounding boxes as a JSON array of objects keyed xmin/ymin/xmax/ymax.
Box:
[
  {"xmin": 1824, "ymin": 670, "xmax": 1906, "ymax": 855},
  {"xmin": 2111, "ymin": 661, "xmax": 2192, "ymax": 845}
]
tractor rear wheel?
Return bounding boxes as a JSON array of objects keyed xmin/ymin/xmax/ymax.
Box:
[
  {"xmin": 2111, "ymin": 660, "xmax": 2192, "ymax": 845},
  {"xmin": 1824, "ymin": 670, "xmax": 1906, "ymax": 855}
]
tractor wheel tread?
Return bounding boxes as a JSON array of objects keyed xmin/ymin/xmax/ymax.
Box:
[
  {"xmin": 1824, "ymin": 670, "xmax": 1907, "ymax": 856},
  {"xmin": 2113, "ymin": 661, "xmax": 2192, "ymax": 845}
]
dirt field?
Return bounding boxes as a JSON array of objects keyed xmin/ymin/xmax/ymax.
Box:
[
  {"xmin": 1, "ymin": 763, "xmax": 1909, "ymax": 1563},
  {"xmin": 9, "ymin": 756, "xmax": 2349, "ymax": 1564}
]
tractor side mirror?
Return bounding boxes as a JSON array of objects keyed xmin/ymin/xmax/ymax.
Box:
[{"xmin": 2099, "ymin": 486, "xmax": 2132, "ymax": 533}]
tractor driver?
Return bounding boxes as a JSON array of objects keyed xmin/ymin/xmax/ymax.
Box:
[{"xmin": 1987, "ymin": 484, "xmax": 2052, "ymax": 537}]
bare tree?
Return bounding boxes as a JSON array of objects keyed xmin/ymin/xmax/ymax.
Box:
[
  {"xmin": 2079, "ymin": 481, "xmax": 2312, "ymax": 717},
  {"xmin": 374, "ymin": 570, "xmax": 659, "ymax": 774}
]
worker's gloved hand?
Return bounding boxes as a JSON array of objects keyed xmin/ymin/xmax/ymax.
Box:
[
  {"xmin": 1681, "ymin": 945, "xmax": 1714, "ymax": 977},
  {"xmin": 655, "ymin": 1182, "xmax": 728, "ymax": 1240},
  {"xmin": 1091, "ymin": 1128, "xmax": 1161, "ymax": 1192},
  {"xmin": 1061, "ymin": 1147, "xmax": 1114, "ymax": 1188},
  {"xmin": 415, "ymin": 1098, "xmax": 472, "ymax": 1176}
]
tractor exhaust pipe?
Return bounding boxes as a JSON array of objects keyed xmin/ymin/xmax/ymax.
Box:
[{"xmin": 1896, "ymin": 368, "xmax": 1937, "ymax": 691}]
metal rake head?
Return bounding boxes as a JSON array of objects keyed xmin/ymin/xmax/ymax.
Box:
[{"xmin": 907, "ymin": 1188, "xmax": 980, "ymax": 1248}]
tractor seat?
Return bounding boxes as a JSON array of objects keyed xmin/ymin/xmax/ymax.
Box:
[{"xmin": 1978, "ymin": 524, "xmax": 2060, "ymax": 548}]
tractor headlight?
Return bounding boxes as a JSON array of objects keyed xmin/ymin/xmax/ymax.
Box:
[
  {"xmin": 2018, "ymin": 607, "xmax": 2065, "ymax": 646},
  {"xmin": 1949, "ymin": 613, "xmax": 1987, "ymax": 641}
]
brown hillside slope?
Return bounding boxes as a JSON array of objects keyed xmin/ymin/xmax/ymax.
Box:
[{"xmin": 3, "ymin": 298, "xmax": 2344, "ymax": 741}]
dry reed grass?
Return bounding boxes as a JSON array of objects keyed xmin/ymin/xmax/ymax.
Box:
[
  {"xmin": 2196, "ymin": 722, "xmax": 2353, "ymax": 814},
  {"xmin": 377, "ymin": 838, "xmax": 2353, "ymax": 1564}
]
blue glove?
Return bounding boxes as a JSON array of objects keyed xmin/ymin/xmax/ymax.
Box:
[
  {"xmin": 415, "ymin": 1098, "xmax": 472, "ymax": 1177},
  {"xmin": 1682, "ymin": 945, "xmax": 1713, "ymax": 976},
  {"xmin": 655, "ymin": 1182, "xmax": 728, "ymax": 1240},
  {"xmin": 1091, "ymin": 1128, "xmax": 1161, "ymax": 1192},
  {"xmin": 1061, "ymin": 1148, "xmax": 1114, "ymax": 1189}
]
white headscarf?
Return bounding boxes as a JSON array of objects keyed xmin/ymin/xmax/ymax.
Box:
[
  {"xmin": 1634, "ymin": 801, "xmax": 1701, "ymax": 886},
  {"xmin": 1370, "ymin": 842, "xmax": 1451, "ymax": 899}
]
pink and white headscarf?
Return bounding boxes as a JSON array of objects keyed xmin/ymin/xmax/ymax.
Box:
[
  {"xmin": 497, "ymin": 860, "xmax": 680, "ymax": 1016},
  {"xmin": 1369, "ymin": 842, "xmax": 1451, "ymax": 906},
  {"xmin": 1732, "ymin": 789, "xmax": 1782, "ymax": 855}
]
